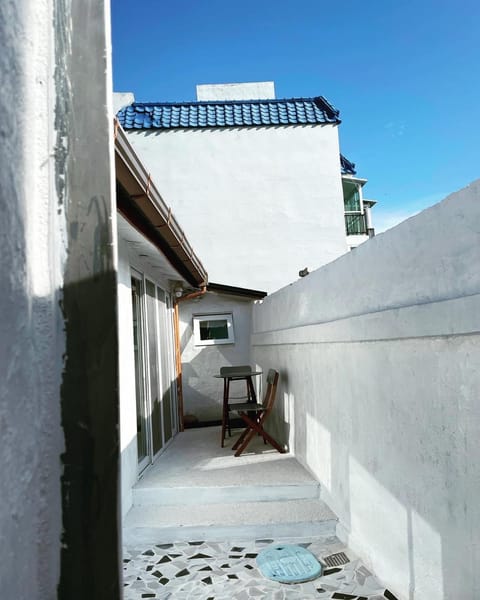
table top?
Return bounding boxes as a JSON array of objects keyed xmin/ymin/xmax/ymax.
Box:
[{"xmin": 213, "ymin": 370, "xmax": 262, "ymax": 379}]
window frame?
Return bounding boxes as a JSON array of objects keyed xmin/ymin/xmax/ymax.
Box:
[{"xmin": 193, "ymin": 313, "xmax": 235, "ymax": 346}]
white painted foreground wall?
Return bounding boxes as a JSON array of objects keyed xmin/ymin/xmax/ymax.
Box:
[
  {"xmin": 125, "ymin": 124, "xmax": 348, "ymax": 292},
  {"xmin": 251, "ymin": 180, "xmax": 480, "ymax": 600},
  {"xmin": 2, "ymin": 0, "xmax": 115, "ymax": 594},
  {"xmin": 0, "ymin": 1, "xmax": 64, "ymax": 595}
]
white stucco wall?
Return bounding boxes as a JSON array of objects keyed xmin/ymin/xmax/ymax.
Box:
[
  {"xmin": 2, "ymin": 0, "xmax": 116, "ymax": 593},
  {"xmin": 125, "ymin": 124, "xmax": 348, "ymax": 292},
  {"xmin": 251, "ymin": 180, "xmax": 480, "ymax": 600},
  {"xmin": 0, "ymin": 1, "xmax": 65, "ymax": 596},
  {"xmin": 196, "ymin": 81, "xmax": 276, "ymax": 101},
  {"xmin": 180, "ymin": 293, "xmax": 256, "ymax": 421}
]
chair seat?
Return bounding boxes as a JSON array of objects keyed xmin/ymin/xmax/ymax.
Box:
[
  {"xmin": 230, "ymin": 402, "xmax": 265, "ymax": 413},
  {"xmin": 232, "ymin": 369, "xmax": 285, "ymax": 457}
]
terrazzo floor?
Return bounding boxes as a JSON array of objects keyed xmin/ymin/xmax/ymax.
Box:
[{"xmin": 123, "ymin": 535, "xmax": 399, "ymax": 600}]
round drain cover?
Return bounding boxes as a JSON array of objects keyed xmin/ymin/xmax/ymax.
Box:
[{"xmin": 257, "ymin": 544, "xmax": 322, "ymax": 584}]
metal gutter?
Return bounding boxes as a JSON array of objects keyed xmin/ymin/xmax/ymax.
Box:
[{"xmin": 114, "ymin": 120, "xmax": 208, "ymax": 287}]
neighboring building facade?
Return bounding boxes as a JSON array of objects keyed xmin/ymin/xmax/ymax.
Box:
[
  {"xmin": 116, "ymin": 82, "xmax": 375, "ymax": 292},
  {"xmin": 341, "ymin": 155, "xmax": 376, "ymax": 248}
]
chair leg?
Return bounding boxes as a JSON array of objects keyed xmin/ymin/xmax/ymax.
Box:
[
  {"xmin": 255, "ymin": 427, "xmax": 286, "ymax": 454},
  {"xmin": 234, "ymin": 427, "xmax": 257, "ymax": 457},
  {"xmin": 232, "ymin": 424, "xmax": 251, "ymax": 451},
  {"xmin": 234, "ymin": 412, "xmax": 286, "ymax": 456}
]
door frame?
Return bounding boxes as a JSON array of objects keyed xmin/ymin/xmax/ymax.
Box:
[{"xmin": 131, "ymin": 269, "xmax": 151, "ymax": 474}]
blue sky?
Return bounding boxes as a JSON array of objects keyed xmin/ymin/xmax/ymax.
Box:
[{"xmin": 112, "ymin": 0, "xmax": 479, "ymax": 232}]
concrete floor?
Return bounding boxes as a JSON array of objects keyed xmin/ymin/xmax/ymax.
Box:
[
  {"xmin": 125, "ymin": 426, "xmax": 335, "ymax": 544},
  {"xmin": 135, "ymin": 426, "xmax": 316, "ymax": 489}
]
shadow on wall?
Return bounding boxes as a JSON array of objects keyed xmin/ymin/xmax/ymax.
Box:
[
  {"xmin": 252, "ymin": 303, "xmax": 480, "ymax": 600},
  {"xmin": 181, "ymin": 342, "xmax": 255, "ymax": 424},
  {"xmin": 59, "ymin": 271, "xmax": 120, "ymax": 600},
  {"xmin": 260, "ymin": 367, "xmax": 291, "ymax": 449}
]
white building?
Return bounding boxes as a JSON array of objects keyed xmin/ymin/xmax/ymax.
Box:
[{"xmin": 116, "ymin": 82, "xmax": 376, "ymax": 292}]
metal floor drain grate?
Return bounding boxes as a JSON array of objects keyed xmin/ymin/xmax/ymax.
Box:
[{"xmin": 323, "ymin": 552, "xmax": 350, "ymax": 567}]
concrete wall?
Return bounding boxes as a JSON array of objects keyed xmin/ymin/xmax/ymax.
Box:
[
  {"xmin": 1, "ymin": 0, "xmax": 120, "ymax": 597},
  {"xmin": 251, "ymin": 180, "xmax": 480, "ymax": 600},
  {"xmin": 180, "ymin": 293, "xmax": 256, "ymax": 422},
  {"xmin": 0, "ymin": 1, "xmax": 65, "ymax": 596},
  {"xmin": 125, "ymin": 124, "xmax": 348, "ymax": 292}
]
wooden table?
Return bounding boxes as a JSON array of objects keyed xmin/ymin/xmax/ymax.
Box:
[{"xmin": 214, "ymin": 369, "xmax": 262, "ymax": 447}]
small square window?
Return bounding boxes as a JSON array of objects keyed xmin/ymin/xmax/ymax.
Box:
[{"xmin": 193, "ymin": 313, "xmax": 235, "ymax": 346}]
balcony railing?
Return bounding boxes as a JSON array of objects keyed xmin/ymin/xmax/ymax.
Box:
[{"xmin": 345, "ymin": 213, "xmax": 367, "ymax": 235}]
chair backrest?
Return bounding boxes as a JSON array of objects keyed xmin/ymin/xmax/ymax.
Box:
[
  {"xmin": 262, "ymin": 369, "xmax": 279, "ymax": 414},
  {"xmin": 220, "ymin": 365, "xmax": 252, "ymax": 376}
]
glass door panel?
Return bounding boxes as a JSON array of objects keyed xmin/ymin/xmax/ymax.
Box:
[
  {"xmin": 165, "ymin": 293, "xmax": 179, "ymax": 435},
  {"xmin": 131, "ymin": 276, "xmax": 149, "ymax": 471},
  {"xmin": 145, "ymin": 280, "xmax": 163, "ymax": 456},
  {"xmin": 157, "ymin": 287, "xmax": 173, "ymax": 444}
]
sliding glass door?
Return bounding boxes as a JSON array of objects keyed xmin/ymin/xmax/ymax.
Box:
[
  {"xmin": 131, "ymin": 271, "xmax": 178, "ymax": 472},
  {"xmin": 131, "ymin": 274, "xmax": 150, "ymax": 472}
]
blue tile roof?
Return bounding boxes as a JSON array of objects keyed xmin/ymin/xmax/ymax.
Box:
[
  {"xmin": 117, "ymin": 96, "xmax": 341, "ymax": 130},
  {"xmin": 340, "ymin": 154, "xmax": 356, "ymax": 175}
]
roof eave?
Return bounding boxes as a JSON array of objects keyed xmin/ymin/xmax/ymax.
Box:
[
  {"xmin": 207, "ymin": 282, "xmax": 267, "ymax": 299},
  {"xmin": 114, "ymin": 120, "xmax": 208, "ymax": 288}
]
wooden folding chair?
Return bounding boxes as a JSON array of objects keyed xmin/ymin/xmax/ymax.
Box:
[{"xmin": 231, "ymin": 369, "xmax": 285, "ymax": 457}]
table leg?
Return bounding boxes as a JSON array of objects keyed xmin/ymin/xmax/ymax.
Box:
[
  {"xmin": 226, "ymin": 377, "xmax": 231, "ymax": 437},
  {"xmin": 246, "ymin": 376, "xmax": 257, "ymax": 403},
  {"xmin": 245, "ymin": 375, "xmax": 259, "ymax": 428},
  {"xmin": 220, "ymin": 377, "xmax": 228, "ymax": 447}
]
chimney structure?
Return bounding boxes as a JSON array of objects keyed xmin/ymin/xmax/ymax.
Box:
[{"xmin": 196, "ymin": 81, "xmax": 276, "ymax": 101}]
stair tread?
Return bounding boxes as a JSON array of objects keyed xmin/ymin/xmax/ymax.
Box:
[{"xmin": 125, "ymin": 498, "xmax": 336, "ymax": 528}]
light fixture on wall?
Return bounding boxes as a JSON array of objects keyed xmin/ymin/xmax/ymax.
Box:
[{"xmin": 174, "ymin": 285, "xmax": 184, "ymax": 298}]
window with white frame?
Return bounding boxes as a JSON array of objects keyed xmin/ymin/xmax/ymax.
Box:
[
  {"xmin": 343, "ymin": 178, "xmax": 367, "ymax": 236},
  {"xmin": 193, "ymin": 313, "xmax": 235, "ymax": 346}
]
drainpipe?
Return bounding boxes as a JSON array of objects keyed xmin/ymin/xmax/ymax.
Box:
[{"xmin": 173, "ymin": 286, "xmax": 207, "ymax": 431}]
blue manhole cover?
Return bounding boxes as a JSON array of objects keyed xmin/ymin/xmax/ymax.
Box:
[{"xmin": 257, "ymin": 544, "xmax": 322, "ymax": 584}]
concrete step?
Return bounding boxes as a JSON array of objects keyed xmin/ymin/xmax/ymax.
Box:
[
  {"xmin": 132, "ymin": 481, "xmax": 320, "ymax": 506},
  {"xmin": 123, "ymin": 498, "xmax": 337, "ymax": 545}
]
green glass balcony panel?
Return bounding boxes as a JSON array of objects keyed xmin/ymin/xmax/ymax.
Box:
[{"xmin": 345, "ymin": 213, "xmax": 367, "ymax": 235}]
